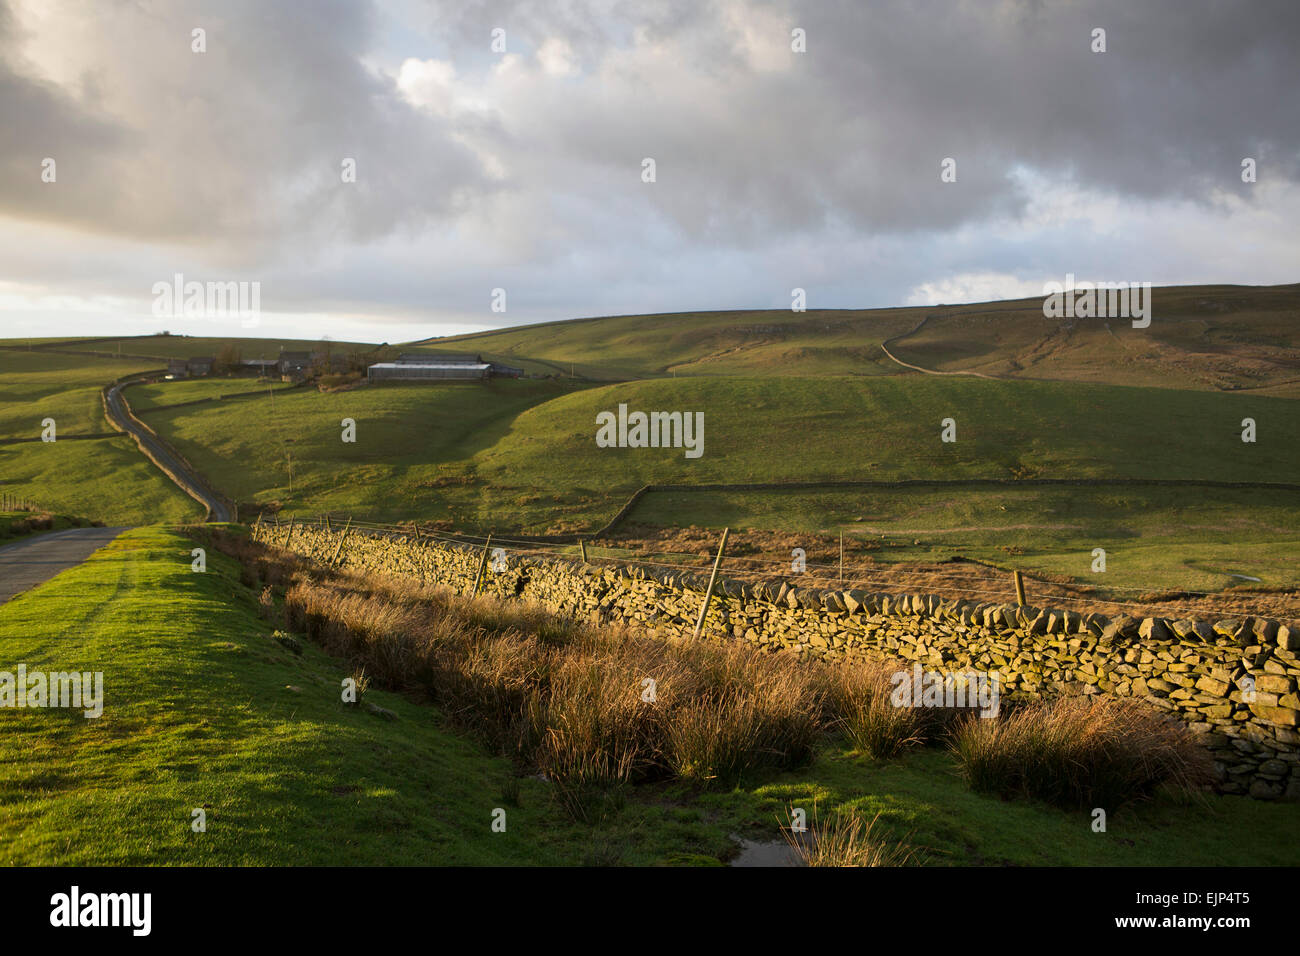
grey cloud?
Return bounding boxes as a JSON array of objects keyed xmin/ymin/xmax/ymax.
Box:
[
  {"xmin": 0, "ymin": 0, "xmax": 494, "ymax": 257},
  {"xmin": 1, "ymin": 0, "xmax": 1298, "ymax": 338},
  {"xmin": 421, "ymin": 0, "xmax": 1299, "ymax": 243}
]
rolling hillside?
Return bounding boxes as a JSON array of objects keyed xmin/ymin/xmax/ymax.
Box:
[
  {"xmin": 1, "ymin": 281, "xmax": 1296, "ymax": 594},
  {"xmin": 418, "ymin": 282, "xmax": 1300, "ymax": 392},
  {"xmin": 142, "ymin": 374, "xmax": 1300, "ymax": 525},
  {"xmin": 0, "ymin": 350, "xmax": 201, "ymax": 524},
  {"xmin": 130, "ymin": 371, "xmax": 1300, "ymax": 592}
]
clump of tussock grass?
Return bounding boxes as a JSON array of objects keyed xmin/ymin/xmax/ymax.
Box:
[
  {"xmin": 825, "ymin": 660, "xmax": 976, "ymax": 758},
  {"xmin": 257, "ymin": 585, "xmax": 274, "ymax": 620},
  {"xmin": 782, "ymin": 806, "xmax": 916, "ymax": 867},
  {"xmin": 951, "ymin": 696, "xmax": 1215, "ymax": 809}
]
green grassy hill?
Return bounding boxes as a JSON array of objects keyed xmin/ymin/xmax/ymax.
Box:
[
  {"xmin": 413, "ymin": 308, "xmax": 920, "ymax": 380},
  {"xmin": 148, "ymin": 375, "xmax": 1300, "ymax": 523},
  {"xmin": 127, "ymin": 376, "xmax": 294, "ymax": 412},
  {"xmin": 132, "ymin": 372, "xmax": 1300, "ymax": 591},
  {"xmin": 0, "ymin": 350, "xmax": 201, "ymax": 524},
  {"xmin": 0, "ymin": 526, "xmax": 583, "ymax": 864},
  {"xmin": 145, "ymin": 378, "xmax": 588, "ymax": 520},
  {"xmin": 422, "ymin": 282, "xmax": 1300, "ymax": 392},
  {"xmin": 0, "ymin": 351, "xmax": 156, "ymax": 439},
  {"xmin": 26, "ymin": 333, "xmax": 378, "ymax": 362}
]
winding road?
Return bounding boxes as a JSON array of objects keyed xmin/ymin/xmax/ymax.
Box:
[
  {"xmin": 0, "ymin": 526, "xmax": 129, "ymax": 604},
  {"xmin": 104, "ymin": 381, "xmax": 233, "ymax": 522}
]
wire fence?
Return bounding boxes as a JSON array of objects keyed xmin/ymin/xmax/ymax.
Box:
[
  {"xmin": 254, "ymin": 511, "xmax": 1291, "ymax": 616},
  {"xmin": 0, "ymin": 491, "xmax": 46, "ymax": 513}
]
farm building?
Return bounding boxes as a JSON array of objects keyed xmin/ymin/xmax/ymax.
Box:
[
  {"xmin": 165, "ymin": 357, "xmax": 214, "ymax": 378},
  {"xmin": 396, "ymin": 352, "xmax": 482, "ymax": 364},
  {"xmin": 367, "ymin": 362, "xmax": 491, "ymax": 383},
  {"xmin": 277, "ymin": 350, "xmax": 312, "ymax": 379},
  {"xmin": 383, "ymin": 351, "xmax": 523, "ymax": 379},
  {"xmin": 312, "ymin": 351, "xmax": 352, "ymax": 373},
  {"xmin": 241, "ymin": 358, "xmax": 278, "ymax": 373}
]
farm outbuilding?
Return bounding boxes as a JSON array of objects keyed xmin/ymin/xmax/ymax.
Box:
[
  {"xmin": 367, "ymin": 362, "xmax": 491, "ymax": 383},
  {"xmin": 396, "ymin": 352, "xmax": 482, "ymax": 365},
  {"xmin": 278, "ymin": 350, "xmax": 312, "ymax": 381},
  {"xmin": 390, "ymin": 351, "xmax": 524, "ymax": 378}
]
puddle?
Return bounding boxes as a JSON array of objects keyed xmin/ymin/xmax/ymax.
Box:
[
  {"xmin": 1229, "ymin": 574, "xmax": 1262, "ymax": 582},
  {"xmin": 728, "ymin": 834, "xmax": 808, "ymax": 867}
]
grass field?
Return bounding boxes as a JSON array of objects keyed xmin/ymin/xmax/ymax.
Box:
[
  {"xmin": 0, "ymin": 351, "xmax": 157, "ymax": 439},
  {"xmin": 0, "ymin": 349, "xmax": 203, "ymax": 522},
  {"xmin": 127, "ymin": 377, "xmax": 294, "ymax": 412},
  {"xmin": 1, "ymin": 525, "xmax": 1295, "ymax": 866},
  {"xmin": 27, "ymin": 334, "xmax": 378, "ymax": 362},
  {"xmin": 145, "ymin": 377, "xmax": 590, "ymax": 519},
  {"xmin": 141, "ymin": 373, "xmax": 1300, "ymax": 582},
  {"xmin": 627, "ymin": 484, "xmax": 1300, "ymax": 592}
]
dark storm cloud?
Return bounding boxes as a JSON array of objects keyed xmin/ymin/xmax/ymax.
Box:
[
  {"xmin": 0, "ymin": 0, "xmax": 493, "ymax": 256},
  {"xmin": 0, "ymin": 0, "xmax": 1296, "ymax": 336},
  {"xmin": 384, "ymin": 0, "xmax": 1299, "ymax": 249}
]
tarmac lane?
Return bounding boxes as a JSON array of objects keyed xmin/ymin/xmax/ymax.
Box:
[{"xmin": 0, "ymin": 527, "xmax": 130, "ymax": 604}]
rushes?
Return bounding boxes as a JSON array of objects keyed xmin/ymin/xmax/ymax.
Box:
[
  {"xmin": 827, "ymin": 661, "xmax": 976, "ymax": 758},
  {"xmin": 783, "ymin": 807, "xmax": 917, "ymax": 867},
  {"xmin": 951, "ymin": 697, "xmax": 1216, "ymax": 809},
  {"xmin": 827, "ymin": 662, "xmax": 923, "ymax": 759},
  {"xmin": 279, "ymin": 569, "xmax": 825, "ymax": 811}
]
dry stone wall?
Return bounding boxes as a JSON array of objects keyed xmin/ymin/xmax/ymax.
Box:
[{"xmin": 254, "ymin": 523, "xmax": 1300, "ymax": 801}]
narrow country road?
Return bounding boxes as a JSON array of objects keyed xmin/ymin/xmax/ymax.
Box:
[
  {"xmin": 0, "ymin": 526, "xmax": 129, "ymax": 604},
  {"xmin": 104, "ymin": 382, "xmax": 233, "ymax": 522}
]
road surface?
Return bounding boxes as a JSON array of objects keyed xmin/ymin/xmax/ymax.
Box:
[
  {"xmin": 104, "ymin": 382, "xmax": 232, "ymax": 521},
  {"xmin": 0, "ymin": 527, "xmax": 129, "ymax": 604}
]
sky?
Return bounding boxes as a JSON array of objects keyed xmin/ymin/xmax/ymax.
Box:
[{"xmin": 2, "ymin": 0, "xmax": 1298, "ymax": 343}]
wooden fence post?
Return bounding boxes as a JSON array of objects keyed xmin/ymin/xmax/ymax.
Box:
[
  {"xmin": 329, "ymin": 516, "xmax": 352, "ymax": 567},
  {"xmin": 284, "ymin": 516, "xmax": 295, "ymax": 548},
  {"xmin": 471, "ymin": 534, "xmax": 493, "ymax": 598},
  {"xmin": 691, "ymin": 527, "xmax": 730, "ymax": 639},
  {"xmin": 579, "ymin": 538, "xmax": 588, "ymax": 563},
  {"xmin": 1013, "ymin": 569, "xmax": 1027, "ymax": 607},
  {"xmin": 839, "ymin": 531, "xmax": 844, "ymax": 586}
]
